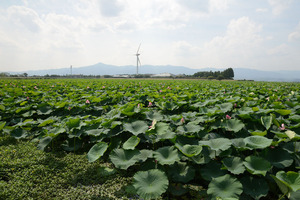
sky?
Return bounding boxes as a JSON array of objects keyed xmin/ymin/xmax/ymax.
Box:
[{"xmin": 0, "ymin": 0, "xmax": 300, "ymax": 72}]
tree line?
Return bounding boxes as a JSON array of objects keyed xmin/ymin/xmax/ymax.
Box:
[{"xmin": 192, "ymin": 68, "xmax": 234, "ymax": 80}]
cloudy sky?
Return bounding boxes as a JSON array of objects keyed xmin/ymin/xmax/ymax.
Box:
[{"xmin": 0, "ymin": 0, "xmax": 300, "ymax": 72}]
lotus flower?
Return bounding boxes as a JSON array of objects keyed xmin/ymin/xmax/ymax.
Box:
[
  {"xmin": 148, "ymin": 102, "xmax": 153, "ymax": 107},
  {"xmin": 180, "ymin": 117, "xmax": 185, "ymax": 123},
  {"xmin": 280, "ymin": 124, "xmax": 285, "ymax": 131},
  {"xmin": 86, "ymin": 99, "xmax": 90, "ymax": 104},
  {"xmin": 226, "ymin": 115, "xmax": 231, "ymax": 119}
]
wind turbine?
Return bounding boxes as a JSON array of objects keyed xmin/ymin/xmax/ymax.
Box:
[{"xmin": 135, "ymin": 43, "xmax": 141, "ymax": 75}]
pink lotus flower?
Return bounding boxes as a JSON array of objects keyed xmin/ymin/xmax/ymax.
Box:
[
  {"xmin": 266, "ymin": 97, "xmax": 270, "ymax": 101},
  {"xmin": 85, "ymin": 99, "xmax": 90, "ymax": 104},
  {"xmin": 280, "ymin": 124, "xmax": 285, "ymax": 131},
  {"xmin": 234, "ymin": 103, "xmax": 237, "ymax": 108},
  {"xmin": 34, "ymin": 86, "xmax": 37, "ymax": 90},
  {"xmin": 26, "ymin": 97, "xmax": 29, "ymax": 100},
  {"xmin": 159, "ymin": 90, "xmax": 163, "ymax": 93},
  {"xmin": 68, "ymin": 107, "xmax": 71, "ymax": 110},
  {"xmin": 87, "ymin": 86, "xmax": 90, "ymax": 89},
  {"xmin": 180, "ymin": 117, "xmax": 185, "ymax": 123},
  {"xmin": 137, "ymin": 104, "xmax": 140, "ymax": 108},
  {"xmin": 226, "ymin": 115, "xmax": 231, "ymax": 119},
  {"xmin": 148, "ymin": 102, "xmax": 153, "ymax": 107},
  {"xmin": 102, "ymin": 86, "xmax": 105, "ymax": 88}
]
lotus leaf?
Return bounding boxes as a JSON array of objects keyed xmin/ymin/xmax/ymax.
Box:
[
  {"xmin": 241, "ymin": 176, "xmax": 269, "ymax": 200},
  {"xmin": 122, "ymin": 136, "xmax": 140, "ymax": 150},
  {"xmin": 261, "ymin": 115, "xmax": 272, "ymax": 130},
  {"xmin": 169, "ymin": 162, "xmax": 195, "ymax": 183},
  {"xmin": 244, "ymin": 136, "xmax": 272, "ymax": 149},
  {"xmin": 243, "ymin": 156, "xmax": 272, "ymax": 176},
  {"xmin": 123, "ymin": 120, "xmax": 148, "ymax": 136},
  {"xmin": 87, "ymin": 142, "xmax": 108, "ymax": 162},
  {"xmin": 133, "ymin": 169, "xmax": 169, "ymax": 200},
  {"xmin": 222, "ymin": 157, "xmax": 245, "ymax": 175},
  {"xmin": 207, "ymin": 174, "xmax": 243, "ymax": 199},
  {"xmin": 109, "ymin": 148, "xmax": 140, "ymax": 170},
  {"xmin": 221, "ymin": 119, "xmax": 245, "ymax": 133},
  {"xmin": 153, "ymin": 146, "xmax": 180, "ymax": 165}
]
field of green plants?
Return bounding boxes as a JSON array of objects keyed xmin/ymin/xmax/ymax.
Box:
[{"xmin": 0, "ymin": 78, "xmax": 300, "ymax": 200}]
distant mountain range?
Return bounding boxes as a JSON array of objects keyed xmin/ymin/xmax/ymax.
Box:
[{"xmin": 9, "ymin": 62, "xmax": 300, "ymax": 82}]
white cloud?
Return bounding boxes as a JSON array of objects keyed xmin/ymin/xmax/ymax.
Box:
[
  {"xmin": 97, "ymin": 0, "xmax": 124, "ymax": 17},
  {"xmin": 268, "ymin": 0, "xmax": 293, "ymax": 15},
  {"xmin": 202, "ymin": 17, "xmax": 263, "ymax": 67},
  {"xmin": 256, "ymin": 8, "xmax": 268, "ymax": 13},
  {"xmin": 288, "ymin": 22, "xmax": 300, "ymax": 42},
  {"xmin": 209, "ymin": 0, "xmax": 232, "ymax": 11}
]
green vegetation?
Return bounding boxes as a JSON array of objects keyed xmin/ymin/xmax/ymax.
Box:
[
  {"xmin": 193, "ymin": 68, "xmax": 234, "ymax": 79},
  {"xmin": 1, "ymin": 79, "xmax": 300, "ymax": 199}
]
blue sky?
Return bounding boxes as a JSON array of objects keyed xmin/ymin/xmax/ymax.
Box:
[{"xmin": 0, "ymin": 0, "xmax": 299, "ymax": 72}]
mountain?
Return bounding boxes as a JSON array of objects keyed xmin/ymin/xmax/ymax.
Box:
[{"xmin": 9, "ymin": 62, "xmax": 300, "ymax": 82}]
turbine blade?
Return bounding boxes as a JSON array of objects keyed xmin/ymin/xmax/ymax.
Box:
[
  {"xmin": 136, "ymin": 43, "xmax": 141, "ymax": 54},
  {"xmin": 138, "ymin": 57, "xmax": 141, "ymax": 66}
]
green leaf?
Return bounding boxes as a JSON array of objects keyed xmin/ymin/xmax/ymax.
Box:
[
  {"xmin": 145, "ymin": 110, "xmax": 164, "ymax": 121},
  {"xmin": 10, "ymin": 128, "xmax": 27, "ymax": 139},
  {"xmin": 243, "ymin": 156, "xmax": 272, "ymax": 176},
  {"xmin": 37, "ymin": 136, "xmax": 52, "ymax": 151},
  {"xmin": 244, "ymin": 136, "xmax": 272, "ymax": 149},
  {"xmin": 249, "ymin": 130, "xmax": 267, "ymax": 136},
  {"xmin": 217, "ymin": 102, "xmax": 233, "ymax": 113},
  {"xmin": 109, "ymin": 149, "xmax": 140, "ymax": 170},
  {"xmin": 47, "ymin": 127, "xmax": 65, "ymax": 137},
  {"xmin": 176, "ymin": 123, "xmax": 203, "ymax": 135},
  {"xmin": 200, "ymin": 161, "xmax": 226, "ymax": 181},
  {"xmin": 66, "ymin": 117, "xmax": 81, "ymax": 129},
  {"xmin": 98, "ymin": 167, "xmax": 116, "ymax": 177},
  {"xmin": 86, "ymin": 129, "xmax": 102, "ymax": 136},
  {"xmin": 275, "ymin": 171, "xmax": 300, "ymax": 192},
  {"xmin": 123, "ymin": 120, "xmax": 148, "ymax": 136},
  {"xmin": 221, "ymin": 119, "xmax": 245, "ymax": 133},
  {"xmin": 0, "ymin": 104, "xmax": 5, "ymax": 111},
  {"xmin": 138, "ymin": 149, "xmax": 153, "ymax": 162},
  {"xmin": 286, "ymin": 130, "xmax": 296, "ymax": 139},
  {"xmin": 200, "ymin": 138, "xmax": 232, "ymax": 151},
  {"xmin": 153, "ymin": 146, "xmax": 180, "ymax": 165},
  {"xmin": 38, "ymin": 118, "xmax": 55, "ymax": 127},
  {"xmin": 87, "ymin": 142, "xmax": 108, "ymax": 162},
  {"xmin": 0, "ymin": 121, "xmax": 6, "ymax": 130},
  {"xmin": 123, "ymin": 136, "xmax": 140, "ymax": 150},
  {"xmin": 271, "ymin": 174, "xmax": 290, "ymax": 196},
  {"xmin": 241, "ymin": 176, "xmax": 269, "ymax": 200},
  {"xmin": 169, "ymin": 162, "xmax": 195, "ymax": 183},
  {"xmin": 263, "ymin": 148, "xmax": 293, "ymax": 169},
  {"xmin": 175, "ymin": 143, "xmax": 202, "ymax": 157},
  {"xmin": 222, "ymin": 157, "xmax": 245, "ymax": 175},
  {"xmin": 275, "ymin": 109, "xmax": 292, "ymax": 115},
  {"xmin": 133, "ymin": 169, "xmax": 169, "ymax": 200},
  {"xmin": 261, "ymin": 115, "xmax": 272, "ymax": 130},
  {"xmin": 207, "ymin": 174, "xmax": 243, "ymax": 199}
]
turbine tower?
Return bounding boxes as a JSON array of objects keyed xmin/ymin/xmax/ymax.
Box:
[{"xmin": 135, "ymin": 43, "xmax": 141, "ymax": 75}]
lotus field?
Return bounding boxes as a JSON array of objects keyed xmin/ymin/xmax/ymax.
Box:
[{"xmin": 0, "ymin": 79, "xmax": 300, "ymax": 200}]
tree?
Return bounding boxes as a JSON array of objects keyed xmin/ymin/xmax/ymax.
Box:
[{"xmin": 223, "ymin": 68, "xmax": 234, "ymax": 79}]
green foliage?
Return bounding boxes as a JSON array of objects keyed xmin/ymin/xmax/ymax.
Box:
[
  {"xmin": 1, "ymin": 78, "xmax": 300, "ymax": 199},
  {"xmin": 133, "ymin": 169, "xmax": 169, "ymax": 200}
]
